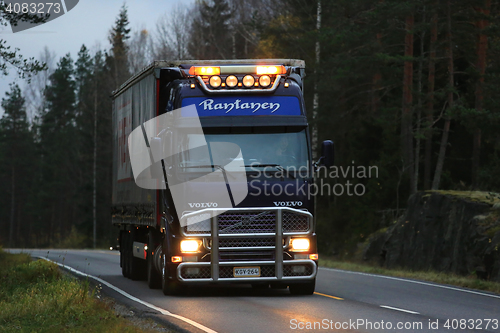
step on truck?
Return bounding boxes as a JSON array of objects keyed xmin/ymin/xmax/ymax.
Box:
[{"xmin": 111, "ymin": 59, "xmax": 334, "ymax": 295}]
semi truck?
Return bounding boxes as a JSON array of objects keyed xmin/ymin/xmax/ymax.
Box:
[{"xmin": 111, "ymin": 59, "xmax": 333, "ymax": 295}]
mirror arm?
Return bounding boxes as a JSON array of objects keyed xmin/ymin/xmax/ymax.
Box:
[{"xmin": 313, "ymin": 156, "xmax": 324, "ymax": 172}]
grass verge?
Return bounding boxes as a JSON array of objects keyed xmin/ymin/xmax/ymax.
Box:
[
  {"xmin": 320, "ymin": 256, "xmax": 500, "ymax": 295},
  {"xmin": 0, "ymin": 248, "xmax": 165, "ymax": 333}
]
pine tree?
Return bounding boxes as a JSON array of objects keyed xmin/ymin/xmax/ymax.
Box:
[
  {"xmin": 188, "ymin": 0, "xmax": 233, "ymax": 59},
  {"xmin": 0, "ymin": 84, "xmax": 35, "ymax": 246},
  {"xmin": 39, "ymin": 54, "xmax": 77, "ymax": 245},
  {"xmin": 0, "ymin": 3, "xmax": 47, "ymax": 80},
  {"xmin": 108, "ymin": 4, "xmax": 131, "ymax": 88}
]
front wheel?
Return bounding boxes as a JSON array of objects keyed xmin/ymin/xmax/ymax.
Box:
[
  {"xmin": 147, "ymin": 232, "xmax": 161, "ymax": 289},
  {"xmin": 289, "ymin": 279, "xmax": 315, "ymax": 295},
  {"xmin": 161, "ymin": 253, "xmax": 185, "ymax": 295},
  {"xmin": 147, "ymin": 246, "xmax": 161, "ymax": 289}
]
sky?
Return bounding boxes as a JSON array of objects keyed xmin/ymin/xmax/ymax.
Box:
[{"xmin": 0, "ymin": 0, "xmax": 193, "ymax": 118}]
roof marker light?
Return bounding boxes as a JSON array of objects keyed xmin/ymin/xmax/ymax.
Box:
[
  {"xmin": 256, "ymin": 65, "xmax": 286, "ymax": 75},
  {"xmin": 189, "ymin": 66, "xmax": 221, "ymax": 76}
]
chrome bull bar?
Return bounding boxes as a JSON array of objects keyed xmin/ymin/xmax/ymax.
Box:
[{"xmin": 177, "ymin": 207, "xmax": 315, "ymax": 282}]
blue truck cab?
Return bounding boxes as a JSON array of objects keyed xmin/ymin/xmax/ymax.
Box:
[{"xmin": 112, "ymin": 59, "xmax": 332, "ymax": 295}]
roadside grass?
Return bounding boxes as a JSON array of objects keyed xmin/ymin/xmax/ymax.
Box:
[
  {"xmin": 0, "ymin": 248, "xmax": 162, "ymax": 333},
  {"xmin": 319, "ymin": 256, "xmax": 500, "ymax": 295}
]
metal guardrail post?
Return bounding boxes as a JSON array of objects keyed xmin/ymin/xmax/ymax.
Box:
[
  {"xmin": 211, "ymin": 215, "xmax": 219, "ymax": 281},
  {"xmin": 275, "ymin": 209, "xmax": 283, "ymax": 280}
]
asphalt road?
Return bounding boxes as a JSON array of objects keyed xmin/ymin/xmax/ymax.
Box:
[{"xmin": 7, "ymin": 249, "xmax": 500, "ymax": 333}]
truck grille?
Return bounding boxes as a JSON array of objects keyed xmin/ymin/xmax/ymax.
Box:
[
  {"xmin": 183, "ymin": 210, "xmax": 310, "ymax": 235},
  {"xmin": 206, "ymin": 237, "xmax": 284, "ymax": 249}
]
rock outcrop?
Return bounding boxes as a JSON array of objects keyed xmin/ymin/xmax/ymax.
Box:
[{"xmin": 362, "ymin": 191, "xmax": 500, "ymax": 281}]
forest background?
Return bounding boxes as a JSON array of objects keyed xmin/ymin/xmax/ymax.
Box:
[{"xmin": 1, "ymin": 0, "xmax": 499, "ymax": 256}]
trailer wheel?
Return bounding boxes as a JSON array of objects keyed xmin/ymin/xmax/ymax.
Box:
[
  {"xmin": 125, "ymin": 231, "xmax": 134, "ymax": 278},
  {"xmin": 120, "ymin": 231, "xmax": 128, "ymax": 278},
  {"xmin": 161, "ymin": 253, "xmax": 184, "ymax": 295},
  {"xmin": 289, "ymin": 279, "xmax": 316, "ymax": 295}
]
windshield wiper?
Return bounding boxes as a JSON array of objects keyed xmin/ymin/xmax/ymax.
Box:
[{"xmin": 243, "ymin": 164, "xmax": 296, "ymax": 180}]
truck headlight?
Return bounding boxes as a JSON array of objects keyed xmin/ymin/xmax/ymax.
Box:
[
  {"xmin": 259, "ymin": 75, "xmax": 271, "ymax": 87},
  {"xmin": 180, "ymin": 240, "xmax": 201, "ymax": 253},
  {"xmin": 290, "ymin": 238, "xmax": 310, "ymax": 252},
  {"xmin": 242, "ymin": 75, "xmax": 255, "ymax": 87},
  {"xmin": 209, "ymin": 75, "xmax": 221, "ymax": 88},
  {"xmin": 226, "ymin": 75, "xmax": 238, "ymax": 88}
]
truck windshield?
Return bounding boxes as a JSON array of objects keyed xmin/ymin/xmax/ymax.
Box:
[{"xmin": 178, "ymin": 130, "xmax": 309, "ymax": 175}]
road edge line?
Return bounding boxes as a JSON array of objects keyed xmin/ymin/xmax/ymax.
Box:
[
  {"xmin": 319, "ymin": 267, "xmax": 500, "ymax": 300},
  {"xmin": 36, "ymin": 256, "xmax": 218, "ymax": 333}
]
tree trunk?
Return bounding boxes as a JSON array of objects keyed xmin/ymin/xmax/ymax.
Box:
[
  {"xmin": 93, "ymin": 79, "xmax": 98, "ymax": 249},
  {"xmin": 232, "ymin": 33, "xmax": 236, "ymax": 60},
  {"xmin": 424, "ymin": 6, "xmax": 438, "ymax": 190},
  {"xmin": 414, "ymin": 7, "xmax": 426, "ymax": 193},
  {"xmin": 312, "ymin": 0, "xmax": 321, "ymax": 159},
  {"xmin": 371, "ymin": 33, "xmax": 383, "ymax": 114},
  {"xmin": 471, "ymin": 0, "xmax": 491, "ymax": 189},
  {"xmin": 432, "ymin": 0, "xmax": 454, "ymax": 190},
  {"xmin": 402, "ymin": 14, "xmax": 416, "ymax": 194},
  {"xmin": 9, "ymin": 165, "xmax": 15, "ymax": 247}
]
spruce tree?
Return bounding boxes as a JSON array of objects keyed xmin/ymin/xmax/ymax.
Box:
[
  {"xmin": 0, "ymin": 84, "xmax": 35, "ymax": 246},
  {"xmin": 39, "ymin": 54, "xmax": 77, "ymax": 246},
  {"xmin": 108, "ymin": 4, "xmax": 131, "ymax": 88},
  {"xmin": 188, "ymin": 0, "xmax": 233, "ymax": 59}
]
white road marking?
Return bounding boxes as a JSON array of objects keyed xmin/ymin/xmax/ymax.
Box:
[
  {"xmin": 320, "ymin": 267, "xmax": 500, "ymax": 300},
  {"xmin": 380, "ymin": 305, "xmax": 419, "ymax": 314},
  {"xmin": 37, "ymin": 256, "xmax": 218, "ymax": 333}
]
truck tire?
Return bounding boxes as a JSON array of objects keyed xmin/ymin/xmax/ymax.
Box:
[
  {"xmin": 289, "ymin": 279, "xmax": 316, "ymax": 295},
  {"xmin": 161, "ymin": 253, "xmax": 184, "ymax": 295},
  {"xmin": 120, "ymin": 231, "xmax": 128, "ymax": 278},
  {"xmin": 129, "ymin": 229, "xmax": 146, "ymax": 281},
  {"xmin": 147, "ymin": 233, "xmax": 161, "ymax": 289},
  {"xmin": 125, "ymin": 231, "xmax": 133, "ymax": 278}
]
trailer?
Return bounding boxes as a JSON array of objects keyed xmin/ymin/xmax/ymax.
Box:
[{"xmin": 111, "ymin": 59, "xmax": 333, "ymax": 295}]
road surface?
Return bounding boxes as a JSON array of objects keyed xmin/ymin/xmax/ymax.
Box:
[{"xmin": 7, "ymin": 249, "xmax": 500, "ymax": 333}]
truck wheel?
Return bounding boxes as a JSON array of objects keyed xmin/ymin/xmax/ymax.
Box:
[
  {"xmin": 120, "ymin": 231, "xmax": 128, "ymax": 278},
  {"xmin": 129, "ymin": 229, "xmax": 146, "ymax": 281},
  {"xmin": 161, "ymin": 253, "xmax": 184, "ymax": 295},
  {"xmin": 147, "ymin": 247, "xmax": 161, "ymax": 289},
  {"xmin": 289, "ymin": 280, "xmax": 316, "ymax": 295},
  {"xmin": 125, "ymin": 231, "xmax": 133, "ymax": 278}
]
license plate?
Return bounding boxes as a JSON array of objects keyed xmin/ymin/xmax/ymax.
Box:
[{"xmin": 233, "ymin": 267, "xmax": 260, "ymax": 277}]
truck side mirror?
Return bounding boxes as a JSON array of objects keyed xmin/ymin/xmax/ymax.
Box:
[{"xmin": 320, "ymin": 140, "xmax": 335, "ymax": 167}]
